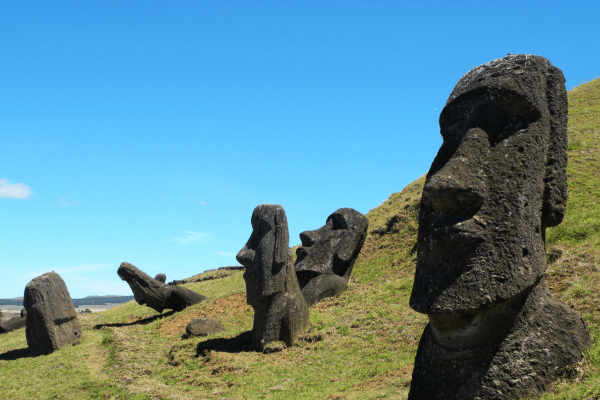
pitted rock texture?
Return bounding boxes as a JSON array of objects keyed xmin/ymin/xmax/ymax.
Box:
[
  {"xmin": 184, "ymin": 317, "xmax": 224, "ymax": 338},
  {"xmin": 237, "ymin": 204, "xmax": 309, "ymax": 351},
  {"xmin": 118, "ymin": 262, "xmax": 207, "ymax": 313},
  {"xmin": 408, "ymin": 54, "xmax": 590, "ymax": 399},
  {"xmin": 409, "ymin": 279, "xmax": 590, "ymax": 400},
  {"xmin": 154, "ymin": 273, "xmax": 167, "ymax": 283},
  {"xmin": 295, "ymin": 208, "xmax": 368, "ymax": 306},
  {"xmin": 24, "ymin": 272, "xmax": 83, "ymax": 356}
]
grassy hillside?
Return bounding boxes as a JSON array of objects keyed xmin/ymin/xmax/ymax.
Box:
[{"xmin": 1, "ymin": 78, "xmax": 599, "ymax": 399}]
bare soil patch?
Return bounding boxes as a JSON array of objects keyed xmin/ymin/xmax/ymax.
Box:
[{"xmin": 160, "ymin": 292, "xmax": 250, "ymax": 337}]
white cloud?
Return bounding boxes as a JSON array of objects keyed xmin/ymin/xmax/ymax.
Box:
[
  {"xmin": 60, "ymin": 198, "xmax": 82, "ymax": 207},
  {"xmin": 0, "ymin": 178, "xmax": 33, "ymax": 199},
  {"xmin": 171, "ymin": 231, "xmax": 211, "ymax": 245},
  {"xmin": 216, "ymin": 251, "xmax": 236, "ymax": 257}
]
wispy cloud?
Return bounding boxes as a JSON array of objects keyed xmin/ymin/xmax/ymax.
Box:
[
  {"xmin": 29, "ymin": 263, "xmax": 114, "ymax": 277},
  {"xmin": 0, "ymin": 178, "xmax": 33, "ymax": 199},
  {"xmin": 60, "ymin": 198, "xmax": 82, "ymax": 207},
  {"xmin": 171, "ymin": 231, "xmax": 211, "ymax": 245},
  {"xmin": 65, "ymin": 276, "xmax": 131, "ymax": 296},
  {"xmin": 216, "ymin": 251, "xmax": 236, "ymax": 257}
]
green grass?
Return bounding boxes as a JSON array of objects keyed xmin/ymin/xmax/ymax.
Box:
[{"xmin": 1, "ymin": 78, "xmax": 600, "ymax": 399}]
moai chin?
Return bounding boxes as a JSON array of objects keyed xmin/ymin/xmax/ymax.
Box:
[
  {"xmin": 237, "ymin": 204, "xmax": 309, "ymax": 351},
  {"xmin": 295, "ymin": 208, "xmax": 369, "ymax": 307},
  {"xmin": 408, "ymin": 55, "xmax": 591, "ymax": 399}
]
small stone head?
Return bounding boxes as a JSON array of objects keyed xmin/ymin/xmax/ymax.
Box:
[
  {"xmin": 237, "ymin": 204, "xmax": 291, "ymax": 305},
  {"xmin": 295, "ymin": 208, "xmax": 369, "ymax": 286},
  {"xmin": 411, "ymin": 55, "xmax": 568, "ymax": 314}
]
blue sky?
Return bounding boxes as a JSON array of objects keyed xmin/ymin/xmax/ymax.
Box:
[{"xmin": 1, "ymin": 1, "xmax": 599, "ymax": 299}]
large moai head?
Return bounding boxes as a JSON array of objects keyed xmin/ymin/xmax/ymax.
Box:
[
  {"xmin": 410, "ymin": 54, "xmax": 568, "ymax": 314},
  {"xmin": 295, "ymin": 208, "xmax": 368, "ymax": 306},
  {"xmin": 237, "ymin": 204, "xmax": 291, "ymax": 305}
]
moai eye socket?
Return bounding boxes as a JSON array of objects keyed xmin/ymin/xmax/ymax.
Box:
[
  {"xmin": 440, "ymin": 88, "xmax": 541, "ymax": 148},
  {"xmin": 327, "ymin": 213, "xmax": 348, "ymax": 230}
]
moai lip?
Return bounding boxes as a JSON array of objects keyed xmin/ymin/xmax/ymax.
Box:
[
  {"xmin": 408, "ymin": 54, "xmax": 591, "ymax": 399},
  {"xmin": 294, "ymin": 208, "xmax": 368, "ymax": 307},
  {"xmin": 237, "ymin": 204, "xmax": 309, "ymax": 351}
]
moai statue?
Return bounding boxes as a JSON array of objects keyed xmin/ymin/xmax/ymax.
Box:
[
  {"xmin": 408, "ymin": 55, "xmax": 591, "ymax": 399},
  {"xmin": 118, "ymin": 262, "xmax": 207, "ymax": 313},
  {"xmin": 295, "ymin": 208, "xmax": 369, "ymax": 306},
  {"xmin": 236, "ymin": 204, "xmax": 309, "ymax": 351},
  {"xmin": 24, "ymin": 272, "xmax": 83, "ymax": 356}
]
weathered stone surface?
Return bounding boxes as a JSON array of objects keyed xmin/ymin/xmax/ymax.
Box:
[
  {"xmin": 0, "ymin": 315, "xmax": 26, "ymax": 334},
  {"xmin": 237, "ymin": 204, "xmax": 310, "ymax": 351},
  {"xmin": 408, "ymin": 54, "xmax": 590, "ymax": 399},
  {"xmin": 154, "ymin": 273, "xmax": 167, "ymax": 283},
  {"xmin": 295, "ymin": 208, "xmax": 369, "ymax": 306},
  {"xmin": 21, "ymin": 308, "xmax": 27, "ymax": 318},
  {"xmin": 118, "ymin": 262, "xmax": 208, "ymax": 313},
  {"xmin": 24, "ymin": 272, "xmax": 83, "ymax": 356},
  {"xmin": 183, "ymin": 317, "xmax": 224, "ymax": 338}
]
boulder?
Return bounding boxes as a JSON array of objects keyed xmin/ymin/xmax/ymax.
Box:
[
  {"xmin": 183, "ymin": 317, "xmax": 224, "ymax": 338},
  {"xmin": 24, "ymin": 272, "xmax": 83, "ymax": 356},
  {"xmin": 154, "ymin": 273, "xmax": 167, "ymax": 283}
]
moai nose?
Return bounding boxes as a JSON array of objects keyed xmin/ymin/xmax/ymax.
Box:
[
  {"xmin": 299, "ymin": 230, "xmax": 318, "ymax": 247},
  {"xmin": 422, "ymin": 128, "xmax": 487, "ymax": 216},
  {"xmin": 236, "ymin": 248, "xmax": 256, "ymax": 266}
]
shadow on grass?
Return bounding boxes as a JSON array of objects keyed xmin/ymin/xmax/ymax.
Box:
[
  {"xmin": 196, "ymin": 330, "xmax": 254, "ymax": 356},
  {"xmin": 92, "ymin": 310, "xmax": 176, "ymax": 329},
  {"xmin": 0, "ymin": 347, "xmax": 31, "ymax": 361}
]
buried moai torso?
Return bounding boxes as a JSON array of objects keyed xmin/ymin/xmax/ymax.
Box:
[
  {"xmin": 236, "ymin": 204, "xmax": 309, "ymax": 351},
  {"xmin": 24, "ymin": 272, "xmax": 83, "ymax": 356},
  {"xmin": 295, "ymin": 208, "xmax": 368, "ymax": 307},
  {"xmin": 408, "ymin": 55, "xmax": 590, "ymax": 399}
]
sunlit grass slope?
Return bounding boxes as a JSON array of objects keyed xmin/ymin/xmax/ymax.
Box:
[{"xmin": 0, "ymin": 78, "xmax": 599, "ymax": 399}]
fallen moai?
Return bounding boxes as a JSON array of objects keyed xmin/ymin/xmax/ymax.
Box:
[
  {"xmin": 408, "ymin": 54, "xmax": 591, "ymax": 399},
  {"xmin": 118, "ymin": 262, "xmax": 208, "ymax": 313},
  {"xmin": 236, "ymin": 204, "xmax": 309, "ymax": 351},
  {"xmin": 0, "ymin": 315, "xmax": 27, "ymax": 334},
  {"xmin": 295, "ymin": 208, "xmax": 369, "ymax": 306},
  {"xmin": 24, "ymin": 272, "xmax": 83, "ymax": 356}
]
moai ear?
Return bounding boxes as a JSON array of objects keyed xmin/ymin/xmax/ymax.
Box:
[
  {"xmin": 273, "ymin": 207, "xmax": 290, "ymax": 266},
  {"xmin": 542, "ymin": 67, "xmax": 568, "ymax": 228}
]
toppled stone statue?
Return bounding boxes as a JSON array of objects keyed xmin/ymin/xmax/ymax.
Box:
[
  {"xmin": 408, "ymin": 54, "xmax": 591, "ymax": 399},
  {"xmin": 295, "ymin": 208, "xmax": 369, "ymax": 306},
  {"xmin": 154, "ymin": 273, "xmax": 167, "ymax": 283},
  {"xmin": 236, "ymin": 204, "xmax": 309, "ymax": 351},
  {"xmin": 24, "ymin": 272, "xmax": 83, "ymax": 356},
  {"xmin": 0, "ymin": 315, "xmax": 27, "ymax": 334},
  {"xmin": 183, "ymin": 317, "xmax": 224, "ymax": 338},
  {"xmin": 118, "ymin": 262, "xmax": 207, "ymax": 313}
]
